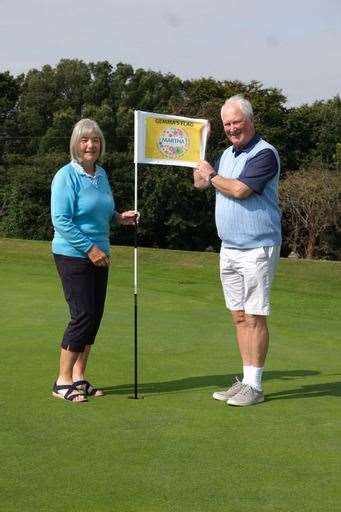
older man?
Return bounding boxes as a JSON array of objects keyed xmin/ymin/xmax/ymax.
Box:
[{"xmin": 194, "ymin": 95, "xmax": 281, "ymax": 406}]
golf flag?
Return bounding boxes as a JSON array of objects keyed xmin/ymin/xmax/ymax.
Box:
[
  {"xmin": 134, "ymin": 110, "xmax": 209, "ymax": 168},
  {"xmin": 131, "ymin": 110, "xmax": 209, "ymax": 399}
]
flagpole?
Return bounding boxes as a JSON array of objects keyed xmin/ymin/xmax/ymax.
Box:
[
  {"xmin": 129, "ymin": 109, "xmax": 208, "ymax": 399},
  {"xmin": 133, "ymin": 163, "xmax": 140, "ymax": 399},
  {"xmin": 130, "ymin": 112, "xmax": 143, "ymax": 399}
]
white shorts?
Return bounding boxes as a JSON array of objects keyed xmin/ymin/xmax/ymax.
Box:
[{"xmin": 220, "ymin": 245, "xmax": 280, "ymax": 316}]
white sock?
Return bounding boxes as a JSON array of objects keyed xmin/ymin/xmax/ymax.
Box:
[
  {"xmin": 249, "ymin": 366, "xmax": 264, "ymax": 391},
  {"xmin": 242, "ymin": 365, "xmax": 253, "ymax": 385},
  {"xmin": 242, "ymin": 366, "xmax": 263, "ymax": 391}
]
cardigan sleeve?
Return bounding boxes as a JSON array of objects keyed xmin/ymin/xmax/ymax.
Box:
[{"xmin": 51, "ymin": 168, "xmax": 93, "ymax": 253}]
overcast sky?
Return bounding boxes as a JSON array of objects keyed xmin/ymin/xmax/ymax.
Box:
[{"xmin": 1, "ymin": 0, "xmax": 340, "ymax": 107}]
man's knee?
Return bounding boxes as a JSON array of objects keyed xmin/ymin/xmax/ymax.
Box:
[
  {"xmin": 244, "ymin": 314, "xmax": 267, "ymax": 329},
  {"xmin": 231, "ymin": 310, "xmax": 246, "ymax": 326}
]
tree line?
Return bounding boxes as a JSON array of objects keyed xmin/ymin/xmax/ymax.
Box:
[{"xmin": 0, "ymin": 59, "xmax": 340, "ymax": 259}]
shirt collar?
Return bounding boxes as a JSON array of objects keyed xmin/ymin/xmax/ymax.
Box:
[
  {"xmin": 71, "ymin": 160, "xmax": 101, "ymax": 179},
  {"xmin": 232, "ymin": 134, "xmax": 261, "ymax": 156}
]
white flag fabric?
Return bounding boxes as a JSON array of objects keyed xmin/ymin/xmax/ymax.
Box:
[{"xmin": 134, "ymin": 110, "xmax": 209, "ymax": 168}]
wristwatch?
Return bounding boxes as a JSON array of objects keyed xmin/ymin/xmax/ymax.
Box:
[{"xmin": 208, "ymin": 171, "xmax": 218, "ymax": 184}]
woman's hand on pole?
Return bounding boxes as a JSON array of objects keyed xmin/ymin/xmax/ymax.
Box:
[{"xmin": 117, "ymin": 210, "xmax": 140, "ymax": 226}]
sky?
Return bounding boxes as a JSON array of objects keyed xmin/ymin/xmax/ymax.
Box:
[{"xmin": 0, "ymin": 0, "xmax": 340, "ymax": 107}]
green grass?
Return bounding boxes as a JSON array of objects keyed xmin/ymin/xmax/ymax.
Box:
[{"xmin": 0, "ymin": 238, "xmax": 340, "ymax": 512}]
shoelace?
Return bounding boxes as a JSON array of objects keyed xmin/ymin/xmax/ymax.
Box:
[
  {"xmin": 239, "ymin": 384, "xmax": 254, "ymax": 395},
  {"xmin": 227, "ymin": 377, "xmax": 241, "ymax": 390}
]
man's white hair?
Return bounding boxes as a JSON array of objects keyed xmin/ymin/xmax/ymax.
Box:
[{"xmin": 221, "ymin": 94, "xmax": 253, "ymax": 120}]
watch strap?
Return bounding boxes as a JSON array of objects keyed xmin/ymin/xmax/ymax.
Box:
[{"xmin": 208, "ymin": 171, "xmax": 218, "ymax": 184}]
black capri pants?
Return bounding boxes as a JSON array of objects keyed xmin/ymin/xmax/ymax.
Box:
[{"xmin": 54, "ymin": 254, "xmax": 109, "ymax": 353}]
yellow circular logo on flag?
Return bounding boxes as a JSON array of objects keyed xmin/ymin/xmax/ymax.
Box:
[{"xmin": 157, "ymin": 127, "xmax": 189, "ymax": 159}]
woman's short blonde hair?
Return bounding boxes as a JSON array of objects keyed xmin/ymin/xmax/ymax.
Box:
[{"xmin": 70, "ymin": 118, "xmax": 106, "ymax": 162}]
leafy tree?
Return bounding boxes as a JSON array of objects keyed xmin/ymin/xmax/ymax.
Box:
[
  {"xmin": 54, "ymin": 59, "xmax": 91, "ymax": 115},
  {"xmin": 1, "ymin": 59, "xmax": 340, "ymax": 258},
  {"xmin": 280, "ymin": 167, "xmax": 341, "ymax": 259},
  {"xmin": 112, "ymin": 66, "xmax": 183, "ymax": 152},
  {"xmin": 39, "ymin": 107, "xmax": 77, "ymax": 154},
  {"xmin": 286, "ymin": 96, "xmax": 341, "ymax": 171},
  {"xmin": 137, "ymin": 165, "xmax": 217, "ymax": 251},
  {"xmin": 16, "ymin": 65, "xmax": 59, "ymax": 154},
  {"xmin": 110, "ymin": 62, "xmax": 135, "ymax": 108},
  {"xmin": 335, "ymin": 143, "xmax": 341, "ymax": 171},
  {"xmin": 86, "ymin": 61, "xmax": 113, "ymax": 106},
  {"xmin": 312, "ymin": 96, "xmax": 341, "ymax": 167},
  {"xmin": 0, "ymin": 153, "xmax": 67, "ymax": 240},
  {"xmin": 0, "ymin": 71, "xmax": 20, "ymax": 121},
  {"xmin": 16, "ymin": 60, "xmax": 92, "ymax": 154},
  {"xmin": 0, "ymin": 71, "xmax": 23, "ymax": 156}
]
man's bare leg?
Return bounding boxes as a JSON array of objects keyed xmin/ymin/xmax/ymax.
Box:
[{"xmin": 231, "ymin": 311, "xmax": 269, "ymax": 389}]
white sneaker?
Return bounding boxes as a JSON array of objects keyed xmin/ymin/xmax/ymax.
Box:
[
  {"xmin": 227, "ymin": 384, "xmax": 264, "ymax": 406},
  {"xmin": 212, "ymin": 378, "xmax": 244, "ymax": 401}
]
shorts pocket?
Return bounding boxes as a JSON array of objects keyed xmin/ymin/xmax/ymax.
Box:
[{"xmin": 254, "ymin": 247, "xmax": 267, "ymax": 262}]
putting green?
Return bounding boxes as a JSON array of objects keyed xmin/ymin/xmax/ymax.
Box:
[{"xmin": 0, "ymin": 238, "xmax": 340, "ymax": 512}]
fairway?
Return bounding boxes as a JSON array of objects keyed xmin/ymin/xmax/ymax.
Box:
[{"xmin": 0, "ymin": 238, "xmax": 340, "ymax": 512}]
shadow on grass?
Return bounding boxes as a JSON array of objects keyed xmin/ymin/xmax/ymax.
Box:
[
  {"xmin": 102, "ymin": 369, "xmax": 321, "ymax": 397},
  {"xmin": 266, "ymin": 381, "xmax": 341, "ymax": 401}
]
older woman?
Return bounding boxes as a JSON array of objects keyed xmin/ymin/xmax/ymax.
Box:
[{"xmin": 51, "ymin": 118, "xmax": 137, "ymax": 403}]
